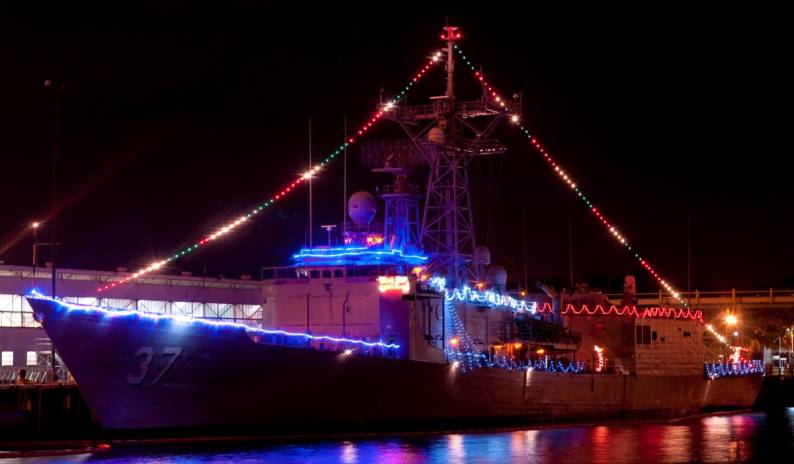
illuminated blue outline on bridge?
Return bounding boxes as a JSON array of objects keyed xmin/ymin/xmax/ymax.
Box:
[
  {"xmin": 428, "ymin": 277, "xmax": 538, "ymax": 313},
  {"xmin": 27, "ymin": 290, "xmax": 400, "ymax": 350},
  {"xmin": 292, "ymin": 245, "xmax": 428, "ymax": 264}
]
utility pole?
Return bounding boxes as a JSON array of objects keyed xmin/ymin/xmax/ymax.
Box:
[
  {"xmin": 522, "ymin": 208, "xmax": 528, "ymax": 292},
  {"xmin": 45, "ymin": 78, "xmax": 64, "ymax": 383},
  {"xmin": 568, "ymin": 215, "xmax": 574, "ymax": 289},
  {"xmin": 687, "ymin": 211, "xmax": 692, "ymax": 306},
  {"xmin": 343, "ymin": 116, "xmax": 348, "ymax": 236},
  {"xmin": 308, "ymin": 118, "xmax": 313, "ymax": 248}
]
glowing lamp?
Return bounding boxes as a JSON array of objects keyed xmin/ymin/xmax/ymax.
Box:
[
  {"xmin": 32, "ymin": 222, "xmax": 40, "ymax": 229},
  {"xmin": 449, "ymin": 337, "xmax": 460, "ymax": 348},
  {"xmin": 513, "ymin": 343, "xmax": 522, "ymax": 349},
  {"xmin": 594, "ymin": 345, "xmax": 605, "ymax": 373},
  {"xmin": 536, "ymin": 348, "xmax": 545, "ymax": 355},
  {"xmin": 724, "ymin": 314, "xmax": 738, "ymax": 326}
]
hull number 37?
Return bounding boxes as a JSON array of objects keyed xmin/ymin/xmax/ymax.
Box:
[{"xmin": 127, "ymin": 346, "xmax": 183, "ymax": 385}]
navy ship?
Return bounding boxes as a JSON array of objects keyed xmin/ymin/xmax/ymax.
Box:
[
  {"xmin": 26, "ymin": 26, "xmax": 761, "ymax": 432},
  {"xmin": 25, "ymin": 189, "xmax": 762, "ymax": 431}
]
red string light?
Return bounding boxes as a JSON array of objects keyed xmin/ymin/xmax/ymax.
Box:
[{"xmin": 534, "ymin": 302, "xmax": 702, "ymax": 321}]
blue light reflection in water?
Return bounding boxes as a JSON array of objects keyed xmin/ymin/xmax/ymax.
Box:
[{"xmin": 14, "ymin": 410, "xmax": 794, "ymax": 463}]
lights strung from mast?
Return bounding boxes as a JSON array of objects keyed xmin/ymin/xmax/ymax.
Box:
[
  {"xmin": 97, "ymin": 49, "xmax": 444, "ymax": 293},
  {"xmin": 452, "ymin": 44, "xmax": 736, "ymax": 346}
]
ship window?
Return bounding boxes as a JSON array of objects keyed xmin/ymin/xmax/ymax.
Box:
[
  {"xmin": 310, "ymin": 270, "xmax": 320, "ymax": 279},
  {"xmin": 322, "ymin": 270, "xmax": 332, "ymax": 279},
  {"xmin": 683, "ymin": 331, "xmax": 691, "ymax": 338},
  {"xmin": 26, "ymin": 351, "xmax": 37, "ymax": 366},
  {"xmin": 1, "ymin": 351, "xmax": 12, "ymax": 366},
  {"xmin": 333, "ymin": 269, "xmax": 344, "ymax": 278},
  {"xmin": 652, "ymin": 331, "xmax": 657, "ymax": 341}
]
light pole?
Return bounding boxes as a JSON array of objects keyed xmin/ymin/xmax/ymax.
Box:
[
  {"xmin": 31, "ymin": 222, "xmax": 39, "ymax": 287},
  {"xmin": 724, "ymin": 312, "xmax": 738, "ymax": 360},
  {"xmin": 778, "ymin": 326, "xmax": 794, "ymax": 374}
]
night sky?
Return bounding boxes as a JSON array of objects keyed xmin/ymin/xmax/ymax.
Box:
[{"xmin": 0, "ymin": 4, "xmax": 790, "ymax": 293}]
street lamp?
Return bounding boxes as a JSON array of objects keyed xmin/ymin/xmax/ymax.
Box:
[{"xmin": 31, "ymin": 222, "xmax": 40, "ymax": 287}]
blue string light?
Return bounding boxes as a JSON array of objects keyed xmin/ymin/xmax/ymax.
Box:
[
  {"xmin": 428, "ymin": 277, "xmax": 538, "ymax": 313},
  {"xmin": 443, "ymin": 298, "xmax": 582, "ymax": 374},
  {"xmin": 293, "ymin": 246, "xmax": 428, "ymax": 266},
  {"xmin": 704, "ymin": 361, "xmax": 764, "ymax": 379},
  {"xmin": 28, "ymin": 291, "xmax": 400, "ymax": 351}
]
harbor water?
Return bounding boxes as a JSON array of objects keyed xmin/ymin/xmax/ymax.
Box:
[{"xmin": 11, "ymin": 410, "xmax": 794, "ymax": 463}]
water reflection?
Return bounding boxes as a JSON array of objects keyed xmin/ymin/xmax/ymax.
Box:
[
  {"xmin": 13, "ymin": 410, "xmax": 794, "ymax": 464},
  {"xmin": 339, "ymin": 440, "xmax": 356, "ymax": 464}
]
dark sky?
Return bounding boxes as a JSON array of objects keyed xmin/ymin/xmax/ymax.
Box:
[{"xmin": 0, "ymin": 4, "xmax": 791, "ymax": 293}]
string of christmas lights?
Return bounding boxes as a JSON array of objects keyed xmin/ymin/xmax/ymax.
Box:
[
  {"xmin": 704, "ymin": 360, "xmax": 763, "ymax": 379},
  {"xmin": 444, "ymin": 298, "xmax": 583, "ymax": 374},
  {"xmin": 429, "ymin": 277, "xmax": 538, "ymax": 313},
  {"xmin": 97, "ymin": 49, "xmax": 446, "ymax": 293},
  {"xmin": 29, "ymin": 291, "xmax": 399, "ymax": 351},
  {"xmin": 453, "ymin": 44, "xmax": 731, "ymax": 347},
  {"xmin": 559, "ymin": 304, "xmax": 702, "ymax": 321},
  {"xmin": 431, "ymin": 275, "xmax": 702, "ymax": 321}
]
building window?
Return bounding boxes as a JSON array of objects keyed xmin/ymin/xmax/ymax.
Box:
[
  {"xmin": 172, "ymin": 301, "xmax": 201, "ymax": 318},
  {"xmin": 333, "ymin": 269, "xmax": 344, "ymax": 278},
  {"xmin": 26, "ymin": 351, "xmax": 37, "ymax": 366},
  {"xmin": 138, "ymin": 300, "xmax": 168, "ymax": 314},
  {"xmin": 1, "ymin": 351, "xmax": 13, "ymax": 366},
  {"xmin": 204, "ymin": 303, "xmax": 233, "ymax": 319}
]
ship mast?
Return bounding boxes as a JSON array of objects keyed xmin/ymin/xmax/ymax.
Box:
[{"xmin": 362, "ymin": 26, "xmax": 519, "ymax": 287}]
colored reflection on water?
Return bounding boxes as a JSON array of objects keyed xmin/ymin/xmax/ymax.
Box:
[{"xmin": 12, "ymin": 410, "xmax": 794, "ymax": 463}]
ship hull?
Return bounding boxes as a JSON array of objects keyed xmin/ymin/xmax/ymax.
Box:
[{"xmin": 30, "ymin": 298, "xmax": 761, "ymax": 431}]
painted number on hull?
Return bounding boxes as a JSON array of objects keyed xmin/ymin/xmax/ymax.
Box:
[{"xmin": 127, "ymin": 346, "xmax": 183, "ymax": 385}]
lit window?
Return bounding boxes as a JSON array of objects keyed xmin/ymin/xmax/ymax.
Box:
[
  {"xmin": 173, "ymin": 301, "xmax": 201, "ymax": 317},
  {"xmin": 235, "ymin": 304, "xmax": 262, "ymax": 320},
  {"xmin": 26, "ymin": 351, "xmax": 37, "ymax": 366},
  {"xmin": 1, "ymin": 351, "xmax": 13, "ymax": 366},
  {"xmin": 138, "ymin": 300, "xmax": 168, "ymax": 314},
  {"xmin": 0, "ymin": 294, "xmax": 13, "ymax": 311}
]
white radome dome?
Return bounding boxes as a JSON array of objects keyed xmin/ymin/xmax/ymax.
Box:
[{"xmin": 348, "ymin": 191, "xmax": 377, "ymax": 225}]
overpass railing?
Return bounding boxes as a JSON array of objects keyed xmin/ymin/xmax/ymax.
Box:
[{"xmin": 605, "ymin": 289, "xmax": 794, "ymax": 307}]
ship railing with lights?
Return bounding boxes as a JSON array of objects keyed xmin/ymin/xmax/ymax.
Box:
[
  {"xmin": 446, "ymin": 349, "xmax": 586, "ymax": 374},
  {"xmin": 704, "ymin": 360, "xmax": 764, "ymax": 379},
  {"xmin": 27, "ymin": 292, "xmax": 401, "ymax": 358},
  {"xmin": 292, "ymin": 245, "xmax": 428, "ymax": 268}
]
